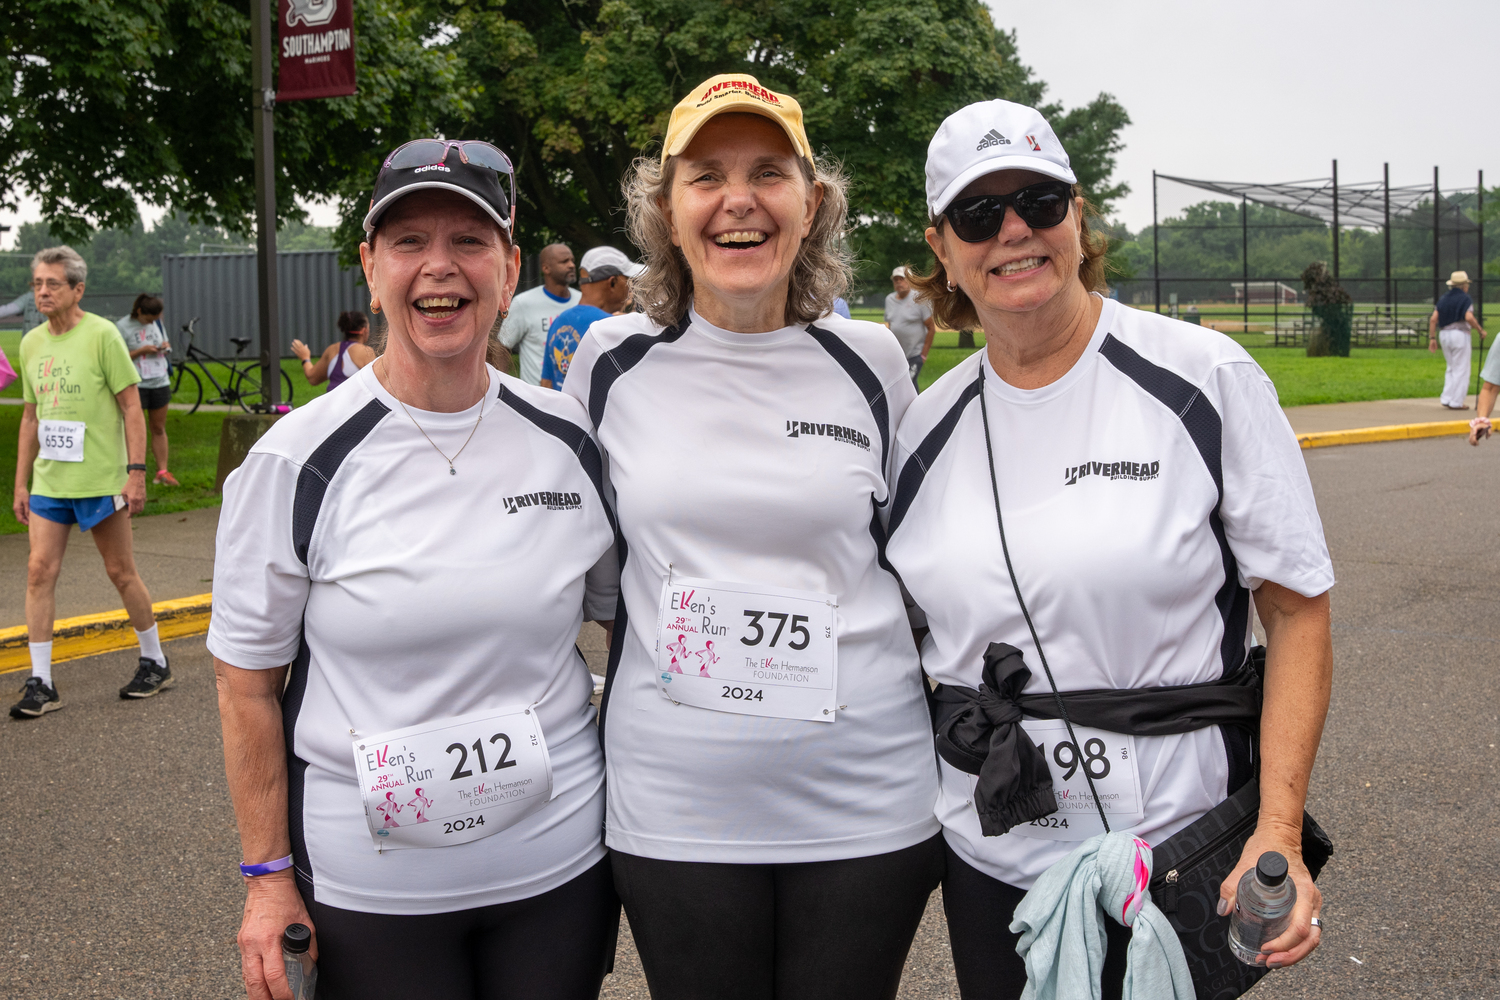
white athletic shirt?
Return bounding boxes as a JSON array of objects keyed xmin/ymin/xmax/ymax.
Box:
[
  {"xmin": 207, "ymin": 363, "xmax": 618, "ymax": 914},
  {"xmin": 500, "ymin": 285, "xmax": 582, "ymax": 385},
  {"xmin": 885, "ymin": 297, "xmax": 1334, "ymax": 889},
  {"xmin": 562, "ymin": 306, "xmax": 940, "ymax": 863}
]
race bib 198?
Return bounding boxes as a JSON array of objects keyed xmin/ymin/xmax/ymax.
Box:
[
  {"xmin": 1008, "ymin": 719, "xmax": 1144, "ymax": 841},
  {"xmin": 38, "ymin": 419, "xmax": 85, "ymax": 462},
  {"xmin": 654, "ymin": 576, "xmax": 839, "ymax": 722},
  {"xmin": 351, "ymin": 706, "xmax": 553, "ymax": 851}
]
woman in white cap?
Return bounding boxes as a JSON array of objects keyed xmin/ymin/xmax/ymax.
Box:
[
  {"xmin": 1429, "ymin": 270, "xmax": 1488, "ymax": 409},
  {"xmin": 883, "ymin": 100, "xmax": 1335, "ymax": 998},
  {"xmin": 209, "ymin": 139, "xmax": 620, "ymax": 1000},
  {"xmin": 562, "ymin": 74, "xmax": 942, "ymax": 999},
  {"xmin": 885, "ymin": 265, "xmax": 936, "ymax": 390}
]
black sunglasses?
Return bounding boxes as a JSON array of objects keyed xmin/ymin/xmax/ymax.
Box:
[
  {"xmin": 382, "ymin": 139, "xmax": 516, "ymax": 213},
  {"xmin": 943, "ymin": 181, "xmax": 1074, "ymax": 243}
]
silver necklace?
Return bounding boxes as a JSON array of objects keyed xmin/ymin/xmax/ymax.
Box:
[{"xmin": 383, "ymin": 362, "xmax": 485, "ymax": 475}]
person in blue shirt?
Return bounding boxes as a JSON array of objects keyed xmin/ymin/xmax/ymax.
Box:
[
  {"xmin": 540, "ymin": 246, "xmax": 641, "ymax": 389},
  {"xmin": 1429, "ymin": 270, "xmax": 1488, "ymax": 409}
]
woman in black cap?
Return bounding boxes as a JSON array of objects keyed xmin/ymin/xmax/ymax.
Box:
[{"xmin": 209, "ymin": 140, "xmax": 620, "ymax": 1000}]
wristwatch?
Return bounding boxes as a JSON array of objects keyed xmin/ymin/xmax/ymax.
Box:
[{"xmin": 126, "ymin": 463, "xmax": 147, "ymax": 473}]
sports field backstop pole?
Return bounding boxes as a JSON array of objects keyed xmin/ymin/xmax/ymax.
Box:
[
  {"xmin": 1384, "ymin": 164, "xmax": 1392, "ymax": 319},
  {"xmin": 1241, "ymin": 194, "xmax": 1249, "ymax": 333},
  {"xmin": 1434, "ymin": 167, "xmax": 1441, "ymax": 306},
  {"xmin": 1153, "ymin": 171, "xmax": 1161, "ymax": 315},
  {"xmin": 1331, "ymin": 160, "xmax": 1340, "ymax": 282},
  {"xmin": 1476, "ymin": 170, "xmax": 1487, "ymax": 402}
]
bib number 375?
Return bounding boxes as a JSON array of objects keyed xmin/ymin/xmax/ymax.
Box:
[
  {"xmin": 351, "ymin": 707, "xmax": 553, "ymax": 851},
  {"xmin": 654, "ymin": 576, "xmax": 838, "ymax": 722}
]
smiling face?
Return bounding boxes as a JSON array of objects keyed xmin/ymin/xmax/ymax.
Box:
[
  {"xmin": 359, "ymin": 190, "xmax": 519, "ymax": 364},
  {"xmin": 925, "ymin": 169, "xmax": 1085, "ymax": 320},
  {"xmin": 663, "ymin": 113, "xmax": 822, "ymax": 329}
]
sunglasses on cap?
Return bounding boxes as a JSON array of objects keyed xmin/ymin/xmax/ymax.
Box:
[
  {"xmin": 381, "ymin": 139, "xmax": 516, "ymax": 208},
  {"xmin": 942, "ymin": 180, "xmax": 1074, "ymax": 243}
]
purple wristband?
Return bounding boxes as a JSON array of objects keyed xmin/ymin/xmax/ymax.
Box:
[{"xmin": 239, "ymin": 855, "xmax": 294, "ymax": 877}]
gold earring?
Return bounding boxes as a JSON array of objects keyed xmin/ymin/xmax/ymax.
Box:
[{"xmin": 370, "ymin": 302, "xmax": 381, "ymax": 314}]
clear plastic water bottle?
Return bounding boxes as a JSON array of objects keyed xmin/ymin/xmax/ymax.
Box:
[
  {"xmin": 282, "ymin": 923, "xmax": 318, "ymax": 1000},
  {"xmin": 1228, "ymin": 851, "xmax": 1297, "ymax": 966}
]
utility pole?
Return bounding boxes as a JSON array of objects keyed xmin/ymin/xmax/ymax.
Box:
[{"xmin": 251, "ymin": 0, "xmax": 281, "ymax": 406}]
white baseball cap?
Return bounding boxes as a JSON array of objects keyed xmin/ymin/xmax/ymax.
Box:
[
  {"xmin": 925, "ymin": 100, "xmax": 1077, "ymax": 219},
  {"xmin": 578, "ymin": 245, "xmax": 644, "ymax": 283},
  {"xmin": 891, "ymin": 266, "xmax": 909, "ymax": 279}
]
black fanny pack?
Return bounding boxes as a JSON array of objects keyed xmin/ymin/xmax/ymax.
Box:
[{"xmin": 965, "ymin": 379, "xmax": 1333, "ymax": 1000}]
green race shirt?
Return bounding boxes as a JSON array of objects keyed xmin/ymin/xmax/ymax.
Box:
[{"xmin": 21, "ymin": 312, "xmax": 141, "ymax": 499}]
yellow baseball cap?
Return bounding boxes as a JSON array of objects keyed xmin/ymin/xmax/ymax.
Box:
[{"xmin": 661, "ymin": 74, "xmax": 813, "ymax": 165}]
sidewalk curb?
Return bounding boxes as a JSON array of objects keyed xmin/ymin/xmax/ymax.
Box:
[
  {"xmin": 1298, "ymin": 419, "xmax": 1472, "ymax": 450},
  {"xmin": 0, "ymin": 593, "xmax": 213, "ymax": 675}
]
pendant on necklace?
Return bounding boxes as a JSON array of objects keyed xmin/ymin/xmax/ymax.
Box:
[{"xmin": 449, "ymin": 467, "xmax": 456, "ymax": 476}]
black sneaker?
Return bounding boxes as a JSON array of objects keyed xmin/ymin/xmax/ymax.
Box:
[
  {"xmin": 10, "ymin": 677, "xmax": 62, "ymax": 718},
  {"xmin": 119, "ymin": 656, "xmax": 173, "ymax": 699}
]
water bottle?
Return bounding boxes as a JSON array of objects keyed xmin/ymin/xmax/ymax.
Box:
[
  {"xmin": 1228, "ymin": 851, "xmax": 1297, "ymax": 965},
  {"xmin": 282, "ymin": 923, "xmax": 318, "ymax": 1000}
]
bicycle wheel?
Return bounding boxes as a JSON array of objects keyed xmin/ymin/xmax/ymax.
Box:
[
  {"xmin": 231, "ymin": 367, "xmax": 295, "ymax": 411},
  {"xmin": 172, "ymin": 362, "xmax": 204, "ymax": 415}
]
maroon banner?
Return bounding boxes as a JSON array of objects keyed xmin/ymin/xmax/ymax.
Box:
[{"xmin": 277, "ymin": 0, "xmax": 356, "ymax": 101}]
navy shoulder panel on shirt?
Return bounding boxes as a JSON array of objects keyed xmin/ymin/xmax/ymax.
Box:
[
  {"xmin": 497, "ymin": 381, "xmax": 615, "ymax": 533},
  {"xmin": 887, "ymin": 371, "xmax": 983, "ymax": 538},
  {"xmin": 292, "ymin": 397, "xmax": 390, "ymax": 565},
  {"xmin": 806, "ymin": 322, "xmax": 892, "ymax": 471},
  {"xmin": 586, "ymin": 313, "xmax": 690, "ymax": 430},
  {"xmin": 1097, "ymin": 332, "xmax": 1248, "ymax": 683}
]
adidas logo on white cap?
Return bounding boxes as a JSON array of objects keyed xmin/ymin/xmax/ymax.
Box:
[{"xmin": 976, "ymin": 129, "xmax": 1011, "ymax": 151}]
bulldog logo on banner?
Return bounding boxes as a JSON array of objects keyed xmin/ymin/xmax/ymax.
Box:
[{"xmin": 277, "ymin": 0, "xmax": 356, "ymax": 101}]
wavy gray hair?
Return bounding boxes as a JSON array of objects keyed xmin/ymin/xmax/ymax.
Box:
[
  {"xmin": 32, "ymin": 245, "xmax": 87, "ymax": 287},
  {"xmin": 623, "ymin": 148, "xmax": 853, "ymax": 328}
]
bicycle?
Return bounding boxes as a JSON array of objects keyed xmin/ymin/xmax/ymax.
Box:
[{"xmin": 171, "ymin": 317, "xmax": 294, "ymax": 414}]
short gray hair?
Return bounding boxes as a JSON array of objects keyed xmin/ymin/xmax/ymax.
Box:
[
  {"xmin": 32, "ymin": 246, "xmax": 87, "ymax": 287},
  {"xmin": 623, "ymin": 151, "xmax": 853, "ymax": 328}
]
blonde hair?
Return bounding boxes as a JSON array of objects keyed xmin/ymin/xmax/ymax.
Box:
[
  {"xmin": 910, "ymin": 186, "xmax": 1110, "ymax": 331},
  {"xmin": 623, "ymin": 144, "xmax": 854, "ymax": 327}
]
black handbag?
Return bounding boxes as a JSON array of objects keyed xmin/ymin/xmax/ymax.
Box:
[{"xmin": 975, "ymin": 381, "xmax": 1333, "ymax": 1000}]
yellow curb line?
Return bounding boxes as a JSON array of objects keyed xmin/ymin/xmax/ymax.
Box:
[
  {"xmin": 1298, "ymin": 419, "xmax": 1472, "ymax": 450},
  {"xmin": 0, "ymin": 593, "xmax": 212, "ymax": 676}
]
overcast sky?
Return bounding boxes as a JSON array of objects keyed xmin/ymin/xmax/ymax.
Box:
[
  {"xmin": 994, "ymin": 0, "xmax": 1499, "ymax": 232},
  {"xmin": 5, "ymin": 1, "xmax": 1496, "ymax": 248}
]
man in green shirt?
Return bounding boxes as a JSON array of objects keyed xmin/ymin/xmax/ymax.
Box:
[{"xmin": 10, "ymin": 246, "xmax": 171, "ymax": 718}]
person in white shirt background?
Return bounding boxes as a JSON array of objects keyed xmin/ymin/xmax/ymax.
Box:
[
  {"xmin": 884, "ymin": 265, "xmax": 936, "ymax": 390},
  {"xmin": 886, "ymin": 99, "xmax": 1331, "ymax": 999},
  {"xmin": 563, "ymin": 73, "xmax": 942, "ymax": 1000},
  {"xmin": 116, "ymin": 293, "xmax": 177, "ymax": 486},
  {"xmin": 209, "ymin": 138, "xmax": 620, "ymax": 1000},
  {"xmin": 500, "ymin": 242, "xmax": 580, "ymax": 384}
]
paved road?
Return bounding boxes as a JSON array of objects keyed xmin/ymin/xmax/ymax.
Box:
[{"xmin": 2, "ymin": 436, "xmax": 1497, "ymax": 998}]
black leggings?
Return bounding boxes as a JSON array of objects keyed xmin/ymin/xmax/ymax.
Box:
[
  {"xmin": 942, "ymin": 840, "xmax": 1132, "ymax": 1000},
  {"xmin": 310, "ymin": 856, "xmax": 619, "ymax": 1000},
  {"xmin": 611, "ymin": 833, "xmax": 945, "ymax": 1000}
]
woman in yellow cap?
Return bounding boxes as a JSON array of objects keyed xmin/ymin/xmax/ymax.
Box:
[{"xmin": 562, "ymin": 74, "xmax": 942, "ymax": 999}]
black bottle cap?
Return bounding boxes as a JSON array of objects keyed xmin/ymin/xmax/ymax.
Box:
[
  {"xmin": 1256, "ymin": 851, "xmax": 1289, "ymax": 887},
  {"xmin": 283, "ymin": 923, "xmax": 312, "ymax": 954}
]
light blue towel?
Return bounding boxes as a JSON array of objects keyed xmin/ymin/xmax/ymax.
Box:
[{"xmin": 1009, "ymin": 832, "xmax": 1194, "ymax": 1000}]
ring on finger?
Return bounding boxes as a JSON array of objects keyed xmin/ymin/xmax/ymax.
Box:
[{"xmin": 1309, "ymin": 916, "xmax": 1322, "ymax": 929}]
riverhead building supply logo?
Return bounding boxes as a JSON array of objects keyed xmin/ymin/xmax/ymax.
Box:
[
  {"xmin": 502, "ymin": 490, "xmax": 583, "ymax": 514},
  {"xmin": 1063, "ymin": 460, "xmax": 1160, "ymax": 486},
  {"xmin": 785, "ymin": 419, "xmax": 871, "ymax": 451}
]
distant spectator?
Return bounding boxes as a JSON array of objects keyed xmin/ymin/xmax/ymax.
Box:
[
  {"xmin": 291, "ymin": 311, "xmax": 375, "ymax": 391},
  {"xmin": 0, "ymin": 289, "xmax": 44, "ymax": 330},
  {"xmin": 540, "ymin": 247, "xmax": 640, "ymax": 390},
  {"xmin": 885, "ymin": 265, "xmax": 936, "ymax": 390},
  {"xmin": 117, "ymin": 294, "xmax": 177, "ymax": 486},
  {"xmin": 831, "ymin": 296, "xmax": 852, "ymax": 319},
  {"xmin": 501, "ymin": 243, "xmax": 579, "ymax": 384},
  {"xmin": 1429, "ymin": 270, "xmax": 1487, "ymax": 410}
]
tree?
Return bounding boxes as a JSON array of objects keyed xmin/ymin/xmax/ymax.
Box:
[
  {"xmin": 422, "ymin": 0, "xmax": 1130, "ymax": 293},
  {"xmin": 2, "ymin": 0, "xmax": 464, "ymax": 242}
]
